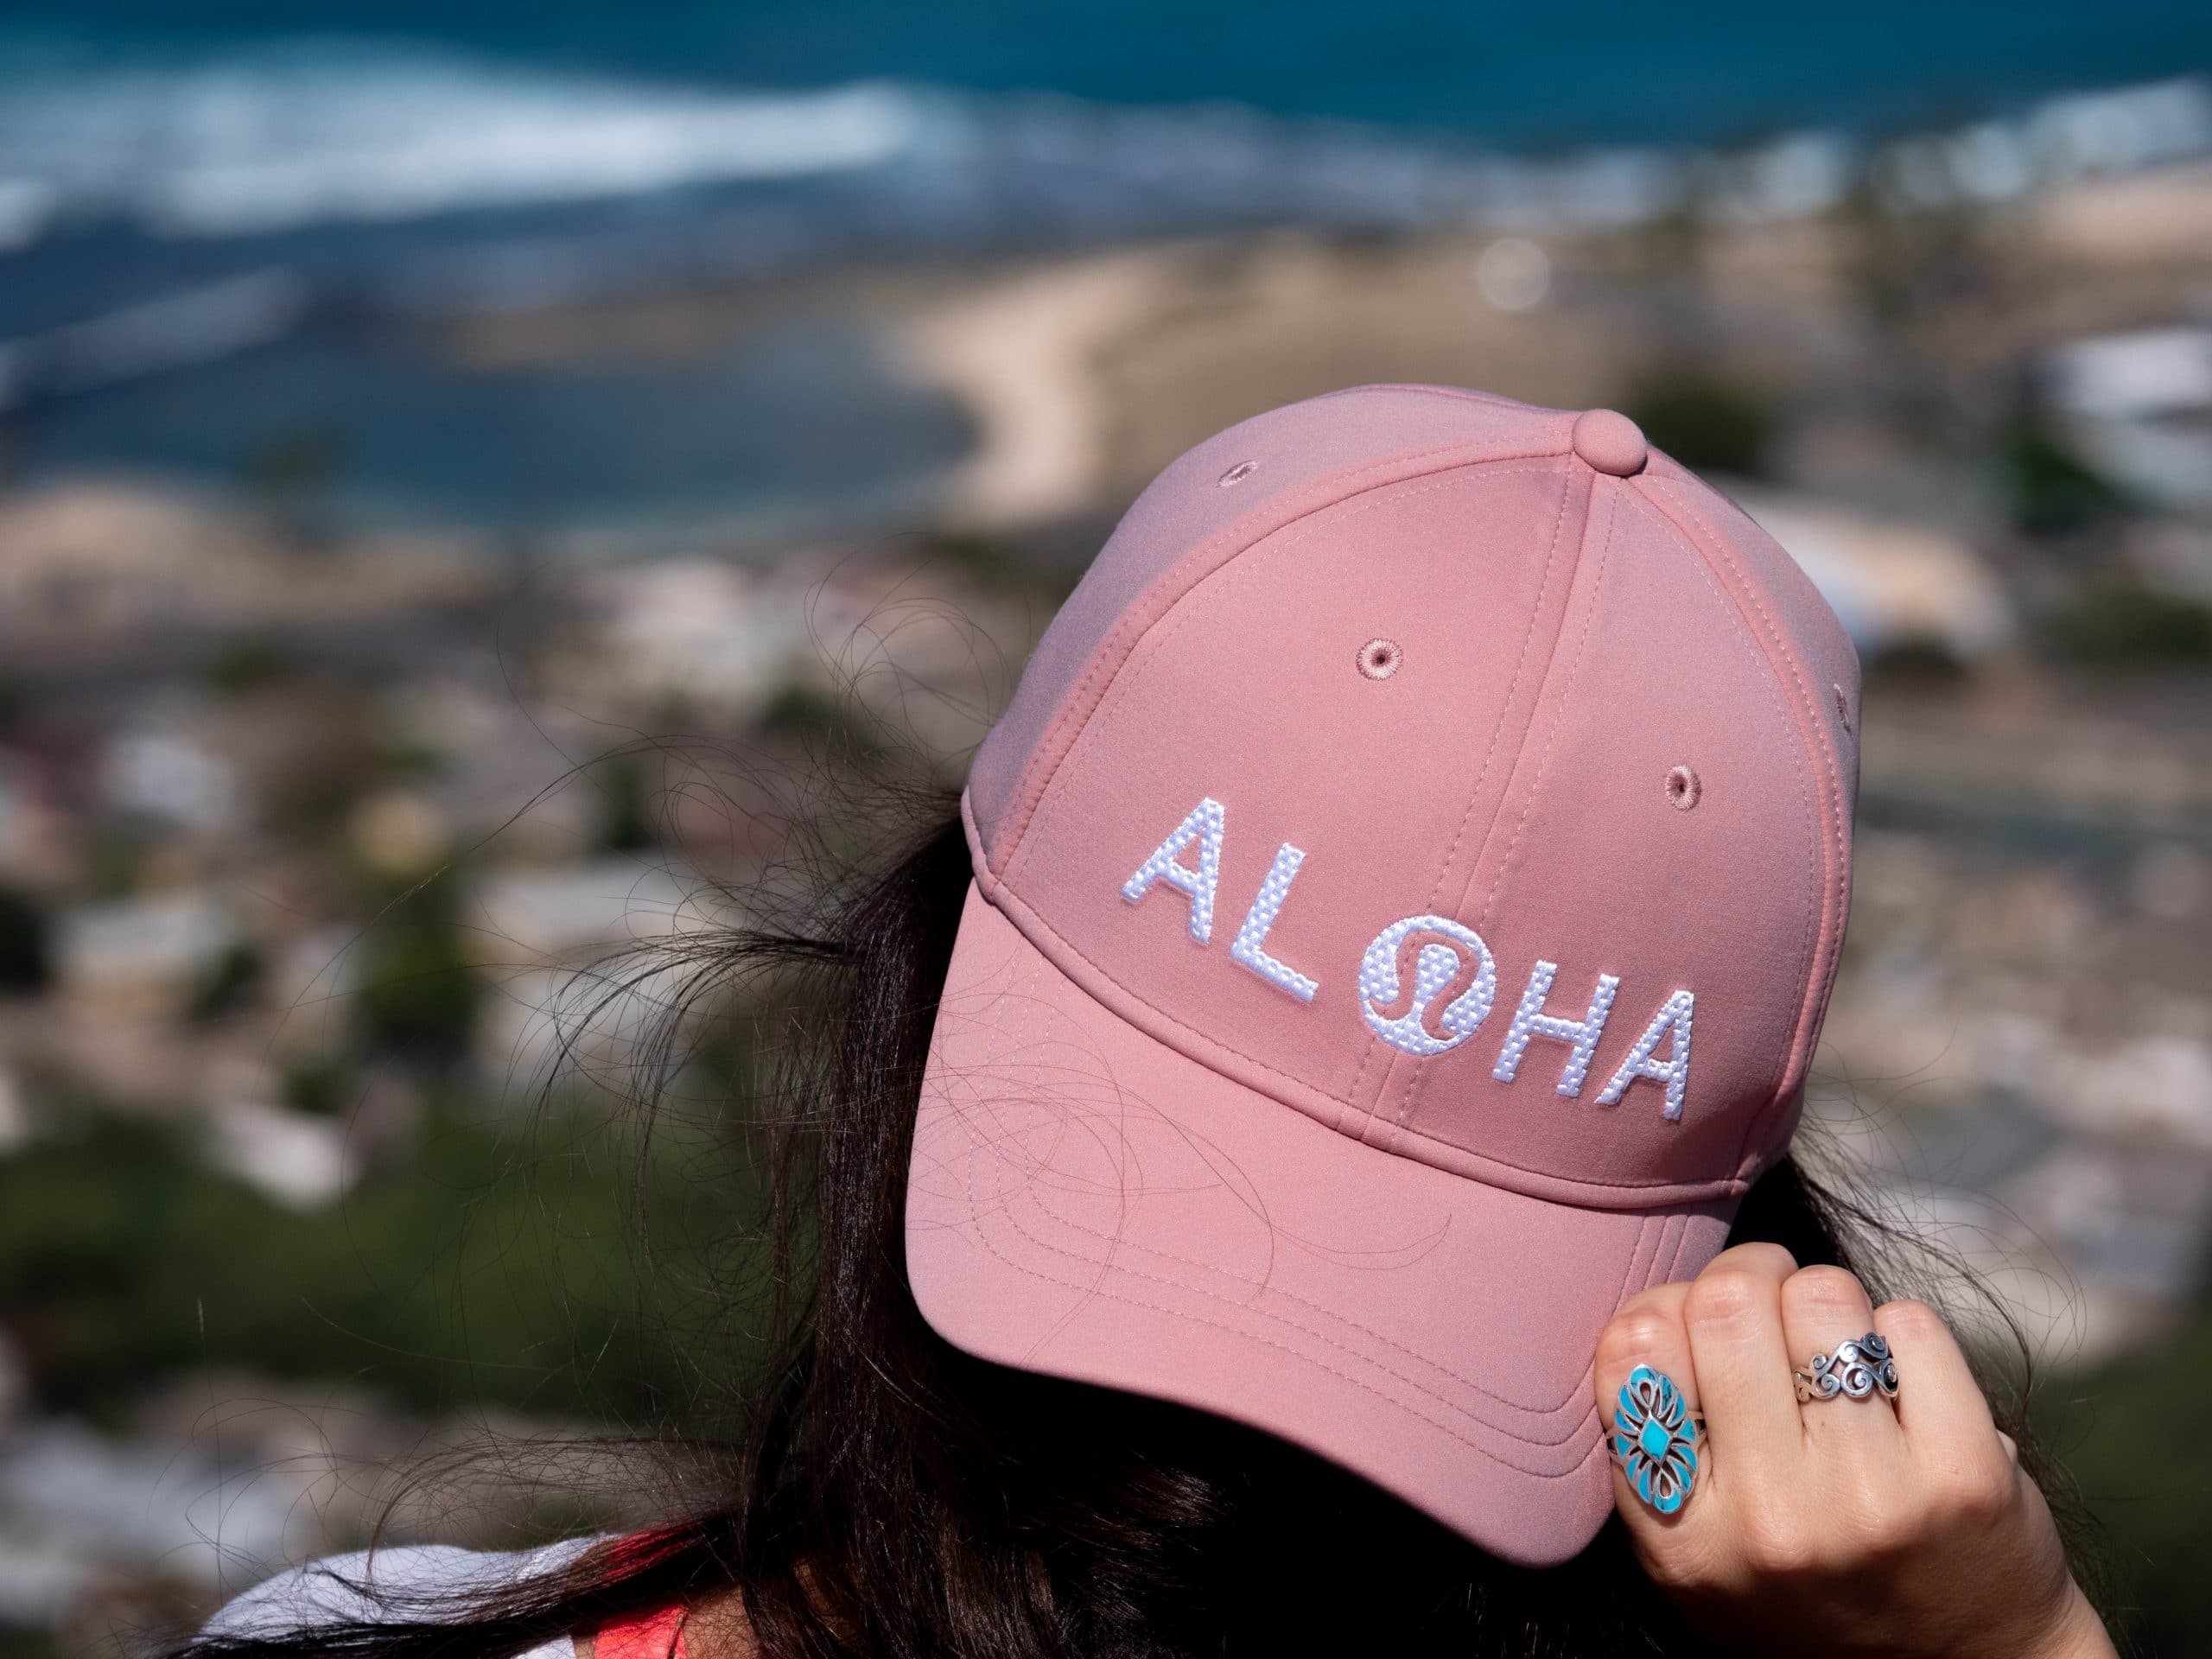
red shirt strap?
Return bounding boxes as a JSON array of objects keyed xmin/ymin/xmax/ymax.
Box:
[{"xmin": 594, "ymin": 1604, "xmax": 686, "ymax": 1659}]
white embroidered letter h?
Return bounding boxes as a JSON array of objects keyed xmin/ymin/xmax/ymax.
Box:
[{"xmin": 1491, "ymin": 960, "xmax": 1620, "ymax": 1096}]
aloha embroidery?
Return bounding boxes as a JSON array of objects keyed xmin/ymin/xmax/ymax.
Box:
[{"xmin": 1121, "ymin": 797, "xmax": 1696, "ymax": 1118}]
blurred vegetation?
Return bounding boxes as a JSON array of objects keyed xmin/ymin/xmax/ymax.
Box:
[
  {"xmin": 202, "ymin": 639, "xmax": 288, "ymax": 697},
  {"xmin": 1624, "ymin": 372, "xmax": 1774, "ymax": 476},
  {"xmin": 2042, "ymin": 1307, "xmax": 2212, "ymax": 1656},
  {"xmin": 0, "ymin": 1099, "xmax": 760, "ymax": 1425},
  {"xmin": 2044, "ymin": 584, "xmax": 2212, "ymax": 667},
  {"xmin": 925, "ymin": 530, "xmax": 1079, "ymax": 601},
  {"xmin": 1998, "ymin": 413, "xmax": 2129, "ymax": 538},
  {"xmin": 757, "ymin": 681, "xmax": 884, "ymax": 757},
  {"xmin": 597, "ymin": 754, "xmax": 658, "ymax": 855},
  {"xmin": 372, "ymin": 738, "xmax": 448, "ymax": 781},
  {"xmin": 278, "ymin": 1053, "xmax": 356, "ymax": 1119},
  {"xmin": 187, "ymin": 941, "xmax": 264, "ymax": 1026},
  {"xmin": 355, "ymin": 870, "xmax": 481, "ymax": 1067},
  {"xmin": 1861, "ymin": 637, "xmax": 1970, "ymax": 690},
  {"xmin": 0, "ymin": 887, "xmax": 49, "ymax": 994},
  {"xmin": 81, "ymin": 831, "xmax": 150, "ymax": 903}
]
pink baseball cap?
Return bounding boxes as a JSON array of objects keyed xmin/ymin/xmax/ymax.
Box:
[{"xmin": 905, "ymin": 385, "xmax": 1859, "ymax": 1565}]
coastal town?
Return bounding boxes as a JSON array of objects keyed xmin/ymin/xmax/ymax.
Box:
[{"xmin": 0, "ymin": 73, "xmax": 2209, "ymax": 1656}]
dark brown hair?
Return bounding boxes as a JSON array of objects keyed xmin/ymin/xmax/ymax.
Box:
[{"xmin": 169, "ymin": 808, "xmax": 2087, "ymax": 1659}]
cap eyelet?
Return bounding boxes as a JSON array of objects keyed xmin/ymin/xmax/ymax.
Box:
[
  {"xmin": 1357, "ymin": 638, "xmax": 1402, "ymax": 681},
  {"xmin": 1834, "ymin": 683, "xmax": 1853, "ymax": 733},
  {"xmin": 1217, "ymin": 459, "xmax": 1259, "ymax": 487},
  {"xmin": 1664, "ymin": 765, "xmax": 1701, "ymax": 810}
]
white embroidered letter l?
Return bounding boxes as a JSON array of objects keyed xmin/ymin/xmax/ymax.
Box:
[{"xmin": 1230, "ymin": 842, "xmax": 1319, "ymax": 1002}]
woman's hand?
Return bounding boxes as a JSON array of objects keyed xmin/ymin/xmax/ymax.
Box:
[{"xmin": 1594, "ymin": 1244, "xmax": 2114, "ymax": 1659}]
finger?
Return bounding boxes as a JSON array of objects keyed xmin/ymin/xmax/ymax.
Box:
[
  {"xmin": 1781, "ymin": 1266, "xmax": 1905, "ymax": 1461},
  {"xmin": 1681, "ymin": 1243, "xmax": 1803, "ymax": 1466},
  {"xmin": 1595, "ymin": 1281, "xmax": 1695, "ymax": 1412},
  {"xmin": 1593, "ymin": 1281, "xmax": 1704, "ymax": 1523},
  {"xmin": 1873, "ymin": 1298, "xmax": 2003, "ymax": 1463}
]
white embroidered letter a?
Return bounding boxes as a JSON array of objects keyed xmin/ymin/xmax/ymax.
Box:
[
  {"xmin": 1120, "ymin": 798, "xmax": 1227, "ymax": 944},
  {"xmin": 1597, "ymin": 990, "xmax": 1695, "ymax": 1121}
]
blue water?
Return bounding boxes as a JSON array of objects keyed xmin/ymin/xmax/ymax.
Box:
[
  {"xmin": 0, "ymin": 4, "xmax": 2205, "ymax": 528},
  {"xmin": 12, "ymin": 1, "xmax": 2211, "ymax": 146}
]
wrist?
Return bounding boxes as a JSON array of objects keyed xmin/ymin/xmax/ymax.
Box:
[{"xmin": 2020, "ymin": 1584, "xmax": 2117, "ymax": 1659}]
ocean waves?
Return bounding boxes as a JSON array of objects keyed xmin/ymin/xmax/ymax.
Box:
[
  {"xmin": 0, "ymin": 49, "xmax": 924, "ymax": 244},
  {"xmin": 0, "ymin": 41, "xmax": 2203, "ymax": 264}
]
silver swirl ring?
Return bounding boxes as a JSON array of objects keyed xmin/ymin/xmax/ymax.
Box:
[{"xmin": 1793, "ymin": 1332, "xmax": 1899, "ymax": 1403}]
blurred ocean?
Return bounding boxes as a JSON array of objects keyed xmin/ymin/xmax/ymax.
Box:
[
  {"xmin": 10, "ymin": 0, "xmax": 2212, "ymax": 146},
  {"xmin": 0, "ymin": 2, "xmax": 2208, "ymax": 524}
]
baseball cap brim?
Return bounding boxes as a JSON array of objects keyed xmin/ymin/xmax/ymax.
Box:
[{"xmin": 905, "ymin": 883, "xmax": 1736, "ymax": 1567}]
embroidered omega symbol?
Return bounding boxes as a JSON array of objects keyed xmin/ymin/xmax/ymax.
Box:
[
  {"xmin": 1119, "ymin": 796, "xmax": 1696, "ymax": 1120},
  {"xmin": 1357, "ymin": 916, "xmax": 1494, "ymax": 1057}
]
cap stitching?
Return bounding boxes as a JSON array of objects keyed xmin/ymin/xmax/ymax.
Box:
[
  {"xmin": 931, "ymin": 918, "xmax": 1042, "ymax": 1205},
  {"xmin": 1344, "ymin": 461, "xmax": 1580, "ymax": 1132},
  {"xmin": 966, "ymin": 984, "xmax": 1657, "ymax": 1421},
  {"xmin": 1009, "ymin": 462, "xmax": 1573, "ymax": 1152},
  {"xmin": 1662, "ymin": 1208, "xmax": 1695, "ymax": 1282},
  {"xmin": 973, "ymin": 873, "xmax": 1751, "ymax": 1201},
  {"xmin": 1381, "ymin": 477, "xmax": 1622, "ymax": 1143},
  {"xmin": 992, "ymin": 873, "xmax": 1751, "ymax": 1195},
  {"xmin": 1645, "ymin": 474, "xmax": 1844, "ymax": 990},
  {"xmin": 1638, "ymin": 476, "xmax": 1845, "ymax": 1179},
  {"xmin": 1395, "ymin": 477, "xmax": 1818, "ymax": 1159},
  {"xmin": 952, "ymin": 947, "xmax": 1586, "ymax": 1445},
  {"xmin": 1014, "ymin": 1186, "xmax": 1646, "ymax": 1429},
  {"xmin": 955, "ymin": 1060, "xmax": 1611, "ymax": 1471},
  {"xmin": 985, "ymin": 1154, "xmax": 1622, "ymax": 1450},
  {"xmin": 961, "ymin": 1196, "xmax": 1611, "ymax": 1483},
  {"xmin": 1012, "ymin": 464, "xmax": 1566, "ymax": 879},
  {"xmin": 1000, "ymin": 442, "xmax": 1556, "ymax": 861},
  {"xmin": 1468, "ymin": 486, "xmax": 1618, "ymax": 926},
  {"xmin": 1593, "ymin": 485, "xmax": 1818, "ymax": 1147},
  {"xmin": 995, "ymin": 443, "xmax": 1570, "ymax": 869},
  {"xmin": 1646, "ymin": 1211, "xmax": 1678, "ymax": 1287},
  {"xmin": 1010, "ymin": 463, "xmax": 1566, "ymax": 927},
  {"xmin": 976, "ymin": 1010, "xmax": 1635, "ymax": 1431}
]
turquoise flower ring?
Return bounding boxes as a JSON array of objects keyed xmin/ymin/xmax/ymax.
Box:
[{"xmin": 1612, "ymin": 1363, "xmax": 1700, "ymax": 1515}]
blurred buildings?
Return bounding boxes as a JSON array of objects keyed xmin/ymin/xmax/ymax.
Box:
[{"xmin": 0, "ymin": 51, "xmax": 2208, "ymax": 1657}]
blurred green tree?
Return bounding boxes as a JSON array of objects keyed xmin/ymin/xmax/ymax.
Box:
[
  {"xmin": 0, "ymin": 888, "xmax": 49, "ymax": 995},
  {"xmin": 597, "ymin": 755, "xmax": 658, "ymax": 855},
  {"xmin": 0, "ymin": 1101, "xmax": 759, "ymax": 1424},
  {"xmin": 2043, "ymin": 1308, "xmax": 2212, "ymax": 1655},
  {"xmin": 1998, "ymin": 414, "xmax": 2127, "ymax": 538},
  {"xmin": 281, "ymin": 1052, "xmax": 356, "ymax": 1118},
  {"xmin": 1625, "ymin": 372, "xmax": 1773, "ymax": 476},
  {"xmin": 187, "ymin": 941, "xmax": 264, "ymax": 1024},
  {"xmin": 356, "ymin": 872, "xmax": 481, "ymax": 1069},
  {"xmin": 2044, "ymin": 584, "xmax": 2212, "ymax": 666},
  {"xmin": 203, "ymin": 640, "xmax": 287, "ymax": 696}
]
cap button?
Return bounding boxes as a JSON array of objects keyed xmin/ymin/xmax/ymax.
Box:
[{"xmin": 1571, "ymin": 409, "xmax": 1648, "ymax": 477}]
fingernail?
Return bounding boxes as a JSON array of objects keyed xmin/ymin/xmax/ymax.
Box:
[{"xmin": 1612, "ymin": 1363, "xmax": 1699, "ymax": 1515}]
